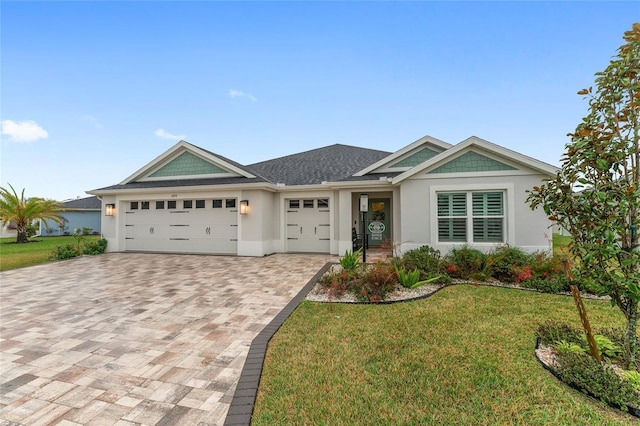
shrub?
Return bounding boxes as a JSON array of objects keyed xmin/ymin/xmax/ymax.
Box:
[
  {"xmin": 355, "ymin": 262, "xmax": 398, "ymax": 302},
  {"xmin": 400, "ymin": 246, "xmax": 441, "ymax": 277},
  {"xmin": 53, "ymin": 244, "xmax": 80, "ymax": 260},
  {"xmin": 83, "ymin": 238, "xmax": 107, "ymax": 255},
  {"xmin": 589, "ymin": 335, "xmax": 623, "ymax": 359},
  {"xmin": 487, "ymin": 245, "xmax": 534, "ymax": 282},
  {"xmin": 520, "ymin": 277, "xmax": 571, "ymax": 294},
  {"xmin": 442, "ymin": 246, "xmax": 487, "ymax": 279},
  {"xmin": 537, "ymin": 321, "xmax": 584, "ymax": 346},
  {"xmin": 625, "ymin": 370, "xmax": 640, "ymax": 391},
  {"xmin": 555, "ymin": 352, "xmax": 640, "ymax": 410}
]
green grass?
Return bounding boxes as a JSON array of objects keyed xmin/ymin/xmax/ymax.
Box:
[
  {"xmin": 253, "ymin": 285, "xmax": 638, "ymax": 425},
  {"xmin": 0, "ymin": 235, "xmax": 100, "ymax": 271},
  {"xmin": 553, "ymin": 233, "xmax": 572, "ymax": 257}
]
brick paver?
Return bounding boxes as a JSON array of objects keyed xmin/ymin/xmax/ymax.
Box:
[{"xmin": 0, "ymin": 253, "xmax": 333, "ymax": 425}]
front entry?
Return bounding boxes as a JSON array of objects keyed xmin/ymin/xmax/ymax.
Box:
[{"xmin": 366, "ymin": 198, "xmax": 391, "ymax": 247}]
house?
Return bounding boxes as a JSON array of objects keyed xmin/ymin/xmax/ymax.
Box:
[
  {"xmin": 40, "ymin": 196, "xmax": 102, "ymax": 236},
  {"xmin": 87, "ymin": 135, "xmax": 558, "ymax": 257}
]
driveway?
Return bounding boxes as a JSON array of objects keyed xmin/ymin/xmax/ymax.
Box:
[{"xmin": 0, "ymin": 253, "xmax": 333, "ymax": 425}]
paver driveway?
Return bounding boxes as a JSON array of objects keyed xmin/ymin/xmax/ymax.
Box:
[{"xmin": 0, "ymin": 253, "xmax": 333, "ymax": 425}]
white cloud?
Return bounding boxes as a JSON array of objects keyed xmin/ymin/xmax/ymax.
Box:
[
  {"xmin": 228, "ymin": 89, "xmax": 257, "ymax": 102},
  {"xmin": 1, "ymin": 120, "xmax": 49, "ymax": 143},
  {"xmin": 154, "ymin": 129, "xmax": 186, "ymax": 140},
  {"xmin": 81, "ymin": 115, "xmax": 103, "ymax": 129}
]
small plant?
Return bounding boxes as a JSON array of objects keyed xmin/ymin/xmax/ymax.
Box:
[
  {"xmin": 355, "ymin": 261, "xmax": 397, "ymax": 302},
  {"xmin": 589, "ymin": 335, "xmax": 623, "ymax": 359},
  {"xmin": 555, "ymin": 352, "xmax": 640, "ymax": 411},
  {"xmin": 555, "ymin": 340, "xmax": 586, "ymax": 355},
  {"xmin": 340, "ymin": 248, "xmax": 362, "ymax": 271},
  {"xmin": 487, "ymin": 245, "xmax": 534, "ymax": 282},
  {"xmin": 83, "ymin": 238, "xmax": 107, "ymax": 255},
  {"xmin": 442, "ymin": 246, "xmax": 487, "ymax": 279},
  {"xmin": 396, "ymin": 267, "xmax": 442, "ymax": 290},
  {"xmin": 537, "ymin": 321, "xmax": 584, "ymax": 346},
  {"xmin": 53, "ymin": 244, "xmax": 80, "ymax": 260},
  {"xmin": 624, "ymin": 370, "xmax": 640, "ymax": 391}
]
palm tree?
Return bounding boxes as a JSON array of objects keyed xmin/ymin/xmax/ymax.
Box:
[{"xmin": 0, "ymin": 184, "xmax": 65, "ymax": 243}]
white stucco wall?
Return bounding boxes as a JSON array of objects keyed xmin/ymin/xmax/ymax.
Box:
[{"xmin": 398, "ymin": 172, "xmax": 553, "ymax": 255}]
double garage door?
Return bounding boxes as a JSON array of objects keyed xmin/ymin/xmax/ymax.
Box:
[
  {"xmin": 124, "ymin": 198, "xmax": 238, "ymax": 254},
  {"xmin": 286, "ymin": 198, "xmax": 330, "ymax": 253}
]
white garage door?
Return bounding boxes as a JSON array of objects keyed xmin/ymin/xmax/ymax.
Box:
[
  {"xmin": 124, "ymin": 198, "xmax": 238, "ymax": 254},
  {"xmin": 286, "ymin": 198, "xmax": 330, "ymax": 253}
]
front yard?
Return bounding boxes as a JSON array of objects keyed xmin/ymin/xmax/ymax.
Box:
[
  {"xmin": 0, "ymin": 235, "xmax": 101, "ymax": 271},
  {"xmin": 253, "ymin": 285, "xmax": 638, "ymax": 425}
]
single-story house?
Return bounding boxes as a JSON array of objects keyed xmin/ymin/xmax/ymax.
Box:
[
  {"xmin": 40, "ymin": 196, "xmax": 102, "ymax": 236},
  {"xmin": 87, "ymin": 135, "xmax": 558, "ymax": 257}
]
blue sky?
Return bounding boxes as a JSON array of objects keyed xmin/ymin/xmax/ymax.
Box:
[{"xmin": 1, "ymin": 2, "xmax": 637, "ymax": 201}]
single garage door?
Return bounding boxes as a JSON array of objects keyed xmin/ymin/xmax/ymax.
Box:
[
  {"xmin": 124, "ymin": 198, "xmax": 238, "ymax": 254},
  {"xmin": 286, "ymin": 198, "xmax": 330, "ymax": 253}
]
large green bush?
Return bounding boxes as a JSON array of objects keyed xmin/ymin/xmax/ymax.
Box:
[{"xmin": 442, "ymin": 246, "xmax": 487, "ymax": 280}]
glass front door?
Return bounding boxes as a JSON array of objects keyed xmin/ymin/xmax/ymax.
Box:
[{"xmin": 367, "ymin": 198, "xmax": 390, "ymax": 247}]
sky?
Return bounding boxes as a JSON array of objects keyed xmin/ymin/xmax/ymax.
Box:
[{"xmin": 1, "ymin": 1, "xmax": 637, "ymax": 201}]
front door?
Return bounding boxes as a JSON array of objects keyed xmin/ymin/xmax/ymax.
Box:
[{"xmin": 367, "ymin": 198, "xmax": 390, "ymax": 247}]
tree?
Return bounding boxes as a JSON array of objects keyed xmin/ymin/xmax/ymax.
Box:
[
  {"xmin": 0, "ymin": 184, "xmax": 65, "ymax": 244},
  {"xmin": 528, "ymin": 23, "xmax": 640, "ymax": 369}
]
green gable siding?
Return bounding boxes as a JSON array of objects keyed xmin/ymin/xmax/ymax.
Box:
[
  {"xmin": 428, "ymin": 151, "xmax": 517, "ymax": 174},
  {"xmin": 149, "ymin": 152, "xmax": 227, "ymax": 177},
  {"xmin": 390, "ymin": 147, "xmax": 439, "ymax": 168}
]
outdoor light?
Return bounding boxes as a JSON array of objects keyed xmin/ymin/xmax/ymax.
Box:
[
  {"xmin": 359, "ymin": 193, "xmax": 369, "ymax": 213},
  {"xmin": 359, "ymin": 194, "xmax": 369, "ymax": 262},
  {"xmin": 105, "ymin": 204, "xmax": 116, "ymax": 216},
  {"xmin": 239, "ymin": 200, "xmax": 249, "ymax": 215}
]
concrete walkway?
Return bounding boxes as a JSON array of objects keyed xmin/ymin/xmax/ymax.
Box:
[{"xmin": 0, "ymin": 253, "xmax": 333, "ymax": 425}]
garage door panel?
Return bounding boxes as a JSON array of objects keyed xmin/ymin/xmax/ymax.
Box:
[
  {"xmin": 124, "ymin": 199, "xmax": 238, "ymax": 254},
  {"xmin": 286, "ymin": 199, "xmax": 330, "ymax": 253}
]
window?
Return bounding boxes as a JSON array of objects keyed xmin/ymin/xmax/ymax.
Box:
[
  {"xmin": 289, "ymin": 200, "xmax": 300, "ymax": 209},
  {"xmin": 472, "ymin": 192, "xmax": 504, "ymax": 242},
  {"xmin": 195, "ymin": 200, "xmax": 205, "ymax": 209},
  {"xmin": 226, "ymin": 199, "xmax": 236, "ymax": 208},
  {"xmin": 168, "ymin": 200, "xmax": 177, "ymax": 209},
  {"xmin": 437, "ymin": 193, "xmax": 466, "ymax": 242},
  {"xmin": 437, "ymin": 191, "xmax": 504, "ymax": 243},
  {"xmin": 183, "ymin": 200, "xmax": 193, "ymax": 209},
  {"xmin": 130, "ymin": 202, "xmax": 139, "ymax": 210},
  {"xmin": 156, "ymin": 201, "xmax": 165, "ymax": 210},
  {"xmin": 318, "ymin": 199, "xmax": 329, "ymax": 209},
  {"xmin": 141, "ymin": 201, "xmax": 150, "ymax": 210},
  {"xmin": 212, "ymin": 199, "xmax": 222, "ymax": 208},
  {"xmin": 303, "ymin": 199, "xmax": 314, "ymax": 208}
]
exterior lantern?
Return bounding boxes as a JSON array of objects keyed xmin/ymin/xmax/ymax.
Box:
[
  {"xmin": 239, "ymin": 200, "xmax": 249, "ymax": 215},
  {"xmin": 105, "ymin": 204, "xmax": 116, "ymax": 216},
  {"xmin": 359, "ymin": 194, "xmax": 368, "ymax": 262}
]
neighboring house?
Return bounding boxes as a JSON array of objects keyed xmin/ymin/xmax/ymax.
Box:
[
  {"xmin": 87, "ymin": 135, "xmax": 558, "ymax": 257},
  {"xmin": 40, "ymin": 196, "xmax": 102, "ymax": 236}
]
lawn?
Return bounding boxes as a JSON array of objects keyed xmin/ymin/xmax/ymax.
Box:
[
  {"xmin": 253, "ymin": 285, "xmax": 638, "ymax": 425},
  {"xmin": 0, "ymin": 235, "xmax": 100, "ymax": 271}
]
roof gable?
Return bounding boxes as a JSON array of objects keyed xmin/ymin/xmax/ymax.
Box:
[
  {"xmin": 121, "ymin": 140, "xmax": 256, "ymax": 184},
  {"xmin": 392, "ymin": 136, "xmax": 558, "ymax": 184},
  {"xmin": 354, "ymin": 135, "xmax": 451, "ymax": 176},
  {"xmin": 428, "ymin": 151, "xmax": 517, "ymax": 174}
]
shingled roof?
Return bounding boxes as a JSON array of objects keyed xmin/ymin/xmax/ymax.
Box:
[
  {"xmin": 62, "ymin": 196, "xmax": 101, "ymax": 209},
  {"xmin": 248, "ymin": 144, "xmax": 392, "ymax": 185}
]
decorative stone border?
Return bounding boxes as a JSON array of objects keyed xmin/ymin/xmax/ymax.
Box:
[{"xmin": 223, "ymin": 262, "xmax": 334, "ymax": 425}]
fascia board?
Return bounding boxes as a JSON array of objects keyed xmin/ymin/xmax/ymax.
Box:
[
  {"xmin": 353, "ymin": 135, "xmax": 452, "ymax": 177},
  {"xmin": 87, "ymin": 182, "xmax": 278, "ymax": 196}
]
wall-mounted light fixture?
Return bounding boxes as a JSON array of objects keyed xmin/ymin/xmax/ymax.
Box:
[
  {"xmin": 239, "ymin": 200, "xmax": 249, "ymax": 215},
  {"xmin": 105, "ymin": 204, "xmax": 116, "ymax": 216}
]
